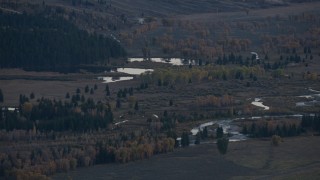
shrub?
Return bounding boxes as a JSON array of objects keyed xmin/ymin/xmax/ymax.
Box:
[
  {"xmin": 271, "ymin": 135, "xmax": 281, "ymax": 146},
  {"xmin": 69, "ymin": 158, "xmax": 77, "ymax": 170}
]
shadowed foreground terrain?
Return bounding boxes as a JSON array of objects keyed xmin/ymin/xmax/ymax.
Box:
[
  {"xmin": 54, "ymin": 143, "xmax": 255, "ymax": 180},
  {"xmin": 54, "ymin": 136, "xmax": 320, "ymax": 180}
]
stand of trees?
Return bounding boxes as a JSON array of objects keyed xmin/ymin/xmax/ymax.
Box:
[
  {"xmin": 0, "ymin": 97, "xmax": 113, "ymax": 132},
  {"xmin": 242, "ymin": 121, "xmax": 302, "ymax": 138},
  {"xmin": 0, "ymin": 130, "xmax": 175, "ymax": 178},
  {"xmin": 0, "ymin": 13, "xmax": 126, "ymax": 72},
  {"xmin": 301, "ymin": 114, "xmax": 320, "ymax": 132}
]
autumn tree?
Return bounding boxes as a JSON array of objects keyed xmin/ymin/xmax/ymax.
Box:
[{"xmin": 271, "ymin": 135, "xmax": 281, "ymax": 146}]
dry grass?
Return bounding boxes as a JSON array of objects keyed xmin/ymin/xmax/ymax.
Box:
[
  {"xmin": 227, "ymin": 136, "xmax": 320, "ymax": 179},
  {"xmin": 53, "ymin": 136, "xmax": 320, "ymax": 179}
]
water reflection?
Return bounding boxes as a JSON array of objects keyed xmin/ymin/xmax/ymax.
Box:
[
  {"xmin": 190, "ymin": 120, "xmax": 248, "ymax": 142},
  {"xmin": 128, "ymin": 58, "xmax": 196, "ymax": 66},
  {"xmin": 114, "ymin": 68, "xmax": 153, "ymax": 75},
  {"xmin": 296, "ymin": 88, "xmax": 320, "ymax": 107},
  {"xmin": 98, "ymin": 76, "xmax": 134, "ymax": 83},
  {"xmin": 251, "ymin": 98, "xmax": 270, "ymax": 110}
]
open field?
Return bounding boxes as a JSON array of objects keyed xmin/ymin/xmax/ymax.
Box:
[{"xmin": 54, "ymin": 136, "xmax": 320, "ymax": 180}]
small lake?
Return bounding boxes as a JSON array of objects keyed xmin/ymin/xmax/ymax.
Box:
[{"xmin": 128, "ymin": 58, "xmax": 196, "ymax": 66}]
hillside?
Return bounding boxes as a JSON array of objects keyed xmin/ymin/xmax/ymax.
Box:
[{"xmin": 1, "ymin": 0, "xmax": 320, "ymax": 58}]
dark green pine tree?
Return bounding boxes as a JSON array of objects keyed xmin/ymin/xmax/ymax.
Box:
[
  {"xmin": 134, "ymin": 101, "xmax": 139, "ymax": 111},
  {"xmin": 105, "ymin": 84, "xmax": 110, "ymax": 96},
  {"xmin": 30, "ymin": 92, "xmax": 35, "ymax": 99},
  {"xmin": 116, "ymin": 99, "xmax": 121, "ymax": 108},
  {"xmin": 85, "ymin": 85, "xmax": 89, "ymax": 93},
  {"xmin": 181, "ymin": 132, "xmax": 190, "ymax": 147},
  {"xmin": 217, "ymin": 137, "xmax": 229, "ymax": 155},
  {"xmin": 65, "ymin": 92, "xmax": 70, "ymax": 99},
  {"xmin": 0, "ymin": 89, "xmax": 3, "ymax": 102},
  {"xmin": 216, "ymin": 126, "xmax": 224, "ymax": 138}
]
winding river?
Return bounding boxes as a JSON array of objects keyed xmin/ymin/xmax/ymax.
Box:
[
  {"xmin": 189, "ymin": 89, "xmax": 317, "ymax": 143},
  {"xmin": 189, "ymin": 114, "xmax": 304, "ymax": 143},
  {"xmin": 296, "ymin": 88, "xmax": 320, "ymax": 107}
]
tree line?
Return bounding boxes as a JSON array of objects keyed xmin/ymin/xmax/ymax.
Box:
[
  {"xmin": 0, "ymin": 12, "xmax": 126, "ymax": 72},
  {"xmin": 301, "ymin": 114, "xmax": 320, "ymax": 132},
  {"xmin": 141, "ymin": 65, "xmax": 265, "ymax": 86},
  {"xmin": 242, "ymin": 121, "xmax": 302, "ymax": 138},
  {"xmin": 0, "ymin": 96, "xmax": 113, "ymax": 132},
  {"xmin": 0, "ymin": 129, "xmax": 175, "ymax": 179},
  {"xmin": 241, "ymin": 114, "xmax": 320, "ymax": 138}
]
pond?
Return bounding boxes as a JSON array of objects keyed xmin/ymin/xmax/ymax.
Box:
[
  {"xmin": 128, "ymin": 58, "xmax": 196, "ymax": 66},
  {"xmin": 97, "ymin": 76, "xmax": 134, "ymax": 83},
  {"xmin": 113, "ymin": 68, "xmax": 153, "ymax": 75},
  {"xmin": 251, "ymin": 98, "xmax": 270, "ymax": 110},
  {"xmin": 99, "ymin": 68, "xmax": 153, "ymax": 83}
]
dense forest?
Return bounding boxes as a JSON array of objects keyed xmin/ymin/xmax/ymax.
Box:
[{"xmin": 0, "ymin": 12, "xmax": 126, "ymax": 71}]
